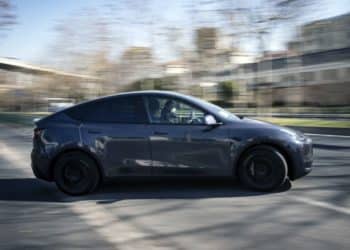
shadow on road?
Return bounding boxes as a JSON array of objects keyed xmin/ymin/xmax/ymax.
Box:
[
  {"xmin": 0, "ymin": 177, "xmax": 291, "ymax": 203},
  {"xmin": 313, "ymin": 144, "xmax": 350, "ymax": 150},
  {"xmin": 0, "ymin": 178, "xmax": 60, "ymax": 202}
]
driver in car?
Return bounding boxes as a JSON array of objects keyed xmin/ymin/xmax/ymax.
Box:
[{"xmin": 161, "ymin": 100, "xmax": 178, "ymax": 123}]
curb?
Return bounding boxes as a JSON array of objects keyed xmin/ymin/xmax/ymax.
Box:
[{"xmin": 288, "ymin": 126, "xmax": 350, "ymax": 136}]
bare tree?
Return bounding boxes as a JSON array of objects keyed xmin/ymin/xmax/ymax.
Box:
[
  {"xmin": 0, "ymin": 0, "xmax": 16, "ymax": 37},
  {"xmin": 218, "ymin": 0, "xmax": 315, "ymax": 56},
  {"xmin": 49, "ymin": 7, "xmax": 114, "ymax": 71}
]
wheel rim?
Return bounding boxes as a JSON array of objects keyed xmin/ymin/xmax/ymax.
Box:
[
  {"xmin": 246, "ymin": 156, "xmax": 274, "ymax": 186},
  {"xmin": 62, "ymin": 160, "xmax": 89, "ymax": 191}
]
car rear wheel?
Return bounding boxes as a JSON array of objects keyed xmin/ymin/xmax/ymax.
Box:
[
  {"xmin": 238, "ymin": 145, "xmax": 288, "ymax": 191},
  {"xmin": 54, "ymin": 152, "xmax": 100, "ymax": 195}
]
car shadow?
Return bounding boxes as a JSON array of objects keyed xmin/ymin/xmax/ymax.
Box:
[{"xmin": 0, "ymin": 177, "xmax": 291, "ymax": 203}]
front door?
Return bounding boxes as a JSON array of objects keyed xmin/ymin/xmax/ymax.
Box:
[{"xmin": 145, "ymin": 95, "xmax": 231, "ymax": 176}]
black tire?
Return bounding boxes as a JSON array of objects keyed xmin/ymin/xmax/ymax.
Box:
[
  {"xmin": 238, "ymin": 145, "xmax": 288, "ymax": 191},
  {"xmin": 54, "ymin": 152, "xmax": 100, "ymax": 196}
]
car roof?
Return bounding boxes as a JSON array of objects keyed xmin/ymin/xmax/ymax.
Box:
[
  {"xmin": 86, "ymin": 90, "xmax": 197, "ymax": 105},
  {"xmin": 52, "ymin": 91, "xmax": 194, "ymax": 115},
  {"xmin": 104, "ymin": 90, "xmax": 188, "ymax": 98}
]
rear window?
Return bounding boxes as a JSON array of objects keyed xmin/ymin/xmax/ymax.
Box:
[{"xmin": 65, "ymin": 96, "xmax": 147, "ymax": 123}]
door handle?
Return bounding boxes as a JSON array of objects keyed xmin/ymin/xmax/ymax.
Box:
[
  {"xmin": 88, "ymin": 130, "xmax": 101, "ymax": 134},
  {"xmin": 153, "ymin": 131, "xmax": 168, "ymax": 136}
]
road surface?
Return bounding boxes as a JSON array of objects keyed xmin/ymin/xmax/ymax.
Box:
[{"xmin": 0, "ymin": 124, "xmax": 349, "ymax": 250}]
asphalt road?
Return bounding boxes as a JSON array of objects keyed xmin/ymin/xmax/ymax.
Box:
[{"xmin": 0, "ymin": 124, "xmax": 349, "ymax": 250}]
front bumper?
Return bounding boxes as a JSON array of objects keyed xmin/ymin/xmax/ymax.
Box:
[{"xmin": 289, "ymin": 137, "xmax": 313, "ymax": 180}]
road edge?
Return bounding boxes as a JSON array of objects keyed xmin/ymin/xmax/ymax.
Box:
[{"xmin": 288, "ymin": 126, "xmax": 350, "ymax": 136}]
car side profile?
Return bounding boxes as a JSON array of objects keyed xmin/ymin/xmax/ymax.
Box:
[{"xmin": 31, "ymin": 91, "xmax": 313, "ymax": 195}]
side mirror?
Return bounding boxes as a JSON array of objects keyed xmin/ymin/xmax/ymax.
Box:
[{"xmin": 204, "ymin": 114, "xmax": 222, "ymax": 126}]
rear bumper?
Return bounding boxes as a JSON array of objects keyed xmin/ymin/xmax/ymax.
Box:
[{"xmin": 31, "ymin": 149, "xmax": 52, "ymax": 181}]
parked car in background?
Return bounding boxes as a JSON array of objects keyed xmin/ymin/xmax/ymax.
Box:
[
  {"xmin": 31, "ymin": 91, "xmax": 313, "ymax": 195},
  {"xmin": 46, "ymin": 98, "xmax": 75, "ymax": 113}
]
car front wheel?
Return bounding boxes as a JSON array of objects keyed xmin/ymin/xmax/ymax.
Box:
[
  {"xmin": 54, "ymin": 152, "xmax": 100, "ymax": 196},
  {"xmin": 238, "ymin": 145, "xmax": 288, "ymax": 191}
]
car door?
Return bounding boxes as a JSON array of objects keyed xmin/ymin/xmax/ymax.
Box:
[
  {"xmin": 74, "ymin": 95, "xmax": 153, "ymax": 177},
  {"xmin": 145, "ymin": 95, "xmax": 231, "ymax": 176}
]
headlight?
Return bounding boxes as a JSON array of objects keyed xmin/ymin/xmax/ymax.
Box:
[{"xmin": 279, "ymin": 128, "xmax": 305, "ymax": 141}]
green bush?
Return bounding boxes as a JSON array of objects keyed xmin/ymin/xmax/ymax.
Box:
[{"xmin": 218, "ymin": 80, "xmax": 239, "ymax": 101}]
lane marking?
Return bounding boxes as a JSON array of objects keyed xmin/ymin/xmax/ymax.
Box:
[
  {"xmin": 69, "ymin": 201, "xmax": 169, "ymax": 250},
  {"xmin": 0, "ymin": 142, "xmax": 33, "ymax": 175},
  {"xmin": 291, "ymin": 196, "xmax": 350, "ymax": 216},
  {"xmin": 305, "ymin": 133, "xmax": 350, "ymax": 139}
]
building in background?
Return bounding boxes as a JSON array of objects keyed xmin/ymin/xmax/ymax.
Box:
[
  {"xmin": 187, "ymin": 13, "xmax": 350, "ymax": 107},
  {"xmin": 288, "ymin": 13, "xmax": 350, "ymax": 54},
  {"xmin": 0, "ymin": 57, "xmax": 99, "ymax": 111},
  {"xmin": 196, "ymin": 27, "xmax": 218, "ymax": 54},
  {"xmin": 163, "ymin": 60, "xmax": 189, "ymax": 75},
  {"xmin": 193, "ymin": 27, "xmax": 254, "ymax": 72},
  {"xmin": 118, "ymin": 46, "xmax": 161, "ymax": 86},
  {"xmin": 2, "ymin": 12, "xmax": 350, "ymax": 111}
]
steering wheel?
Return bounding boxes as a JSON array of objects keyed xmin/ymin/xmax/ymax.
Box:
[{"xmin": 189, "ymin": 117, "xmax": 203, "ymax": 124}]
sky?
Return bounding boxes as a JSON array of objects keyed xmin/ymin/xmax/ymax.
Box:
[{"xmin": 1, "ymin": 0, "xmax": 350, "ymax": 65}]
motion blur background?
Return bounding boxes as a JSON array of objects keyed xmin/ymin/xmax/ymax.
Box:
[{"xmin": 0, "ymin": 0, "xmax": 350, "ymax": 126}]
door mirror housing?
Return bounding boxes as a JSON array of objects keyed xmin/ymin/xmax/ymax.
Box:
[{"xmin": 204, "ymin": 114, "xmax": 222, "ymax": 126}]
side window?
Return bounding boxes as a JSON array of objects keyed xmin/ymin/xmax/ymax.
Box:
[
  {"xmin": 110, "ymin": 96, "xmax": 147, "ymax": 123},
  {"xmin": 66, "ymin": 96, "xmax": 147, "ymax": 123},
  {"xmin": 65, "ymin": 101, "xmax": 108, "ymax": 122},
  {"xmin": 146, "ymin": 96, "xmax": 205, "ymax": 125}
]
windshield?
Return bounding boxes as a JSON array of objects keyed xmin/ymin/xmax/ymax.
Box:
[{"xmin": 188, "ymin": 96, "xmax": 240, "ymax": 121}]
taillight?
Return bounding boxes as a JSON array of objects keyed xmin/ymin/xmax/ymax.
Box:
[{"xmin": 33, "ymin": 128, "xmax": 44, "ymax": 138}]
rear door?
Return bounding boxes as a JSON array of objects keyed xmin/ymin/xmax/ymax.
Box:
[{"xmin": 66, "ymin": 95, "xmax": 152, "ymax": 177}]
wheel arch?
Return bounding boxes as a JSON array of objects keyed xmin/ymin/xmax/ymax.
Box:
[
  {"xmin": 234, "ymin": 142, "xmax": 295, "ymax": 180},
  {"xmin": 49, "ymin": 148, "xmax": 106, "ymax": 182}
]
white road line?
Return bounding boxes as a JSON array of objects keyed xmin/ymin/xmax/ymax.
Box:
[
  {"xmin": 0, "ymin": 142, "xmax": 33, "ymax": 176},
  {"xmin": 305, "ymin": 133, "xmax": 350, "ymax": 139},
  {"xmin": 69, "ymin": 201, "xmax": 171, "ymax": 250},
  {"xmin": 0, "ymin": 124, "xmax": 32, "ymax": 135},
  {"xmin": 291, "ymin": 196, "xmax": 350, "ymax": 216}
]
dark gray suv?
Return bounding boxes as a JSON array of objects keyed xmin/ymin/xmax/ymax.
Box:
[{"xmin": 31, "ymin": 91, "xmax": 313, "ymax": 195}]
